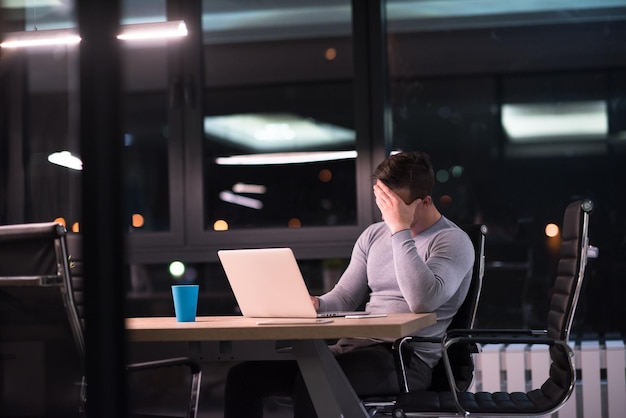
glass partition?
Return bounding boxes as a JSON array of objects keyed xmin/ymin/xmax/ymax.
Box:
[
  {"xmin": 0, "ymin": 0, "xmax": 180, "ymax": 234},
  {"xmin": 121, "ymin": 0, "xmax": 174, "ymax": 234},
  {"xmin": 386, "ymin": 0, "xmax": 626, "ymax": 332},
  {"xmin": 0, "ymin": 3, "xmax": 81, "ymax": 229},
  {"xmin": 200, "ymin": 1, "xmax": 356, "ymax": 231}
]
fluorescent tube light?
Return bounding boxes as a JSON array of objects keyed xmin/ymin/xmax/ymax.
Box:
[
  {"xmin": 219, "ymin": 191, "xmax": 263, "ymax": 210},
  {"xmin": 204, "ymin": 113, "xmax": 355, "ymax": 152},
  {"xmin": 215, "ymin": 150, "xmax": 357, "ymax": 166},
  {"xmin": 0, "ymin": 29, "xmax": 80, "ymax": 48},
  {"xmin": 47, "ymin": 151, "xmax": 83, "ymax": 170},
  {"xmin": 232, "ymin": 183, "xmax": 267, "ymax": 194},
  {"xmin": 502, "ymin": 101, "xmax": 608, "ymax": 142},
  {"xmin": 1, "ymin": 20, "xmax": 188, "ymax": 49},
  {"xmin": 117, "ymin": 20, "xmax": 188, "ymax": 40}
]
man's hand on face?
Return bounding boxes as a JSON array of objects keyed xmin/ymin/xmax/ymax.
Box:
[{"xmin": 373, "ymin": 180, "xmax": 421, "ymax": 234}]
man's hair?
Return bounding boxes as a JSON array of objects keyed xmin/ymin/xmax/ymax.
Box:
[{"xmin": 372, "ymin": 151, "xmax": 435, "ymax": 202}]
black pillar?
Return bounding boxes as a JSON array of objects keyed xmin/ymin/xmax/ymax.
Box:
[
  {"xmin": 352, "ymin": 0, "xmax": 390, "ymax": 221},
  {"xmin": 77, "ymin": 1, "xmax": 127, "ymax": 417}
]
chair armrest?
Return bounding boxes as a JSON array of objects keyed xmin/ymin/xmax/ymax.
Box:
[
  {"xmin": 444, "ymin": 328, "xmax": 547, "ymax": 352},
  {"xmin": 392, "ymin": 335, "xmax": 439, "ymax": 350},
  {"xmin": 395, "ymin": 332, "xmax": 483, "ymax": 353},
  {"xmin": 446, "ymin": 328, "xmax": 547, "ymax": 338},
  {"xmin": 392, "ymin": 332, "xmax": 481, "ymax": 393},
  {"xmin": 392, "ymin": 336, "xmax": 441, "ymax": 392},
  {"xmin": 443, "ymin": 329, "xmax": 554, "ymax": 347}
]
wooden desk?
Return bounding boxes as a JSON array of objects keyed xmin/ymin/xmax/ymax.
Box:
[{"xmin": 126, "ymin": 313, "xmax": 436, "ymax": 418}]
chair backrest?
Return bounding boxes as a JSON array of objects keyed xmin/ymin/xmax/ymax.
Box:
[
  {"xmin": 0, "ymin": 222, "xmax": 85, "ymax": 416},
  {"xmin": 449, "ymin": 224, "xmax": 486, "ymax": 331},
  {"xmin": 547, "ymin": 199, "xmax": 594, "ymax": 342},
  {"xmin": 427, "ymin": 223, "xmax": 486, "ymax": 392},
  {"xmin": 541, "ymin": 199, "xmax": 594, "ymax": 404}
]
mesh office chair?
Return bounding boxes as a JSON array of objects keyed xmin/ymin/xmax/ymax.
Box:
[
  {"xmin": 364, "ymin": 224, "xmax": 486, "ymax": 415},
  {"xmin": 0, "ymin": 223, "xmax": 202, "ymax": 418},
  {"xmin": 392, "ymin": 199, "xmax": 595, "ymax": 417}
]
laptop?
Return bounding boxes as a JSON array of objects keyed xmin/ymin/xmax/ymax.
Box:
[{"xmin": 217, "ymin": 247, "xmax": 369, "ymax": 319}]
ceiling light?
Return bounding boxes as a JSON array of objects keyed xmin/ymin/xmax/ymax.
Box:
[
  {"xmin": 255, "ymin": 123, "xmax": 295, "ymax": 141},
  {"xmin": 232, "ymin": 183, "xmax": 267, "ymax": 194},
  {"xmin": 117, "ymin": 20, "xmax": 188, "ymax": 40},
  {"xmin": 2, "ymin": 0, "xmax": 60, "ymax": 7},
  {"xmin": 502, "ymin": 101, "xmax": 608, "ymax": 142},
  {"xmin": 47, "ymin": 151, "xmax": 83, "ymax": 170},
  {"xmin": 219, "ymin": 191, "xmax": 263, "ymax": 210},
  {"xmin": 215, "ymin": 150, "xmax": 357, "ymax": 166},
  {"xmin": 1, "ymin": 20, "xmax": 188, "ymax": 49},
  {"xmin": 204, "ymin": 113, "xmax": 355, "ymax": 152},
  {"xmin": 0, "ymin": 28, "xmax": 80, "ymax": 48}
]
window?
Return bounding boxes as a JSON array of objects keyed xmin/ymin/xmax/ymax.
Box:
[
  {"xmin": 199, "ymin": 1, "xmax": 357, "ymax": 231},
  {"xmin": 386, "ymin": 0, "xmax": 626, "ymax": 332}
]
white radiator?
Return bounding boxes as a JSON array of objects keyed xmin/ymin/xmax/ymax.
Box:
[{"xmin": 471, "ymin": 339, "xmax": 626, "ymax": 418}]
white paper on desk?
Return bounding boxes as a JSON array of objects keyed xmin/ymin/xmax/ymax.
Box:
[{"xmin": 255, "ymin": 318, "xmax": 333, "ymax": 325}]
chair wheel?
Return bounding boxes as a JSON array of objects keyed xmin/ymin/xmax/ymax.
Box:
[{"xmin": 393, "ymin": 409, "xmax": 405, "ymax": 418}]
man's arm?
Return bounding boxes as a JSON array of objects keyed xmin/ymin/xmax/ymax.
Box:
[
  {"xmin": 314, "ymin": 232, "xmax": 372, "ymax": 312},
  {"xmin": 392, "ymin": 228, "xmax": 474, "ymax": 313}
]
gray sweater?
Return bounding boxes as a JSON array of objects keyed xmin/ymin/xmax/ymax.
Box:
[{"xmin": 318, "ymin": 216, "xmax": 474, "ymax": 367}]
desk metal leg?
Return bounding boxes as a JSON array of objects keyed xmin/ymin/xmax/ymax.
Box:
[{"xmin": 292, "ymin": 339, "xmax": 369, "ymax": 418}]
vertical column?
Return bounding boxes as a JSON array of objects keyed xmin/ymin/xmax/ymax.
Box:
[
  {"xmin": 77, "ymin": 0, "xmax": 126, "ymax": 417},
  {"xmin": 351, "ymin": 0, "xmax": 390, "ymax": 224}
]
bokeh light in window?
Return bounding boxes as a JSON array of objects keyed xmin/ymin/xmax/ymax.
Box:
[
  {"xmin": 545, "ymin": 223, "xmax": 560, "ymax": 238},
  {"xmin": 214, "ymin": 220, "xmax": 229, "ymax": 231}
]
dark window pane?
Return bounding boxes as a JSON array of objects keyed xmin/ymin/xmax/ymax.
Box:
[
  {"xmin": 386, "ymin": 1, "xmax": 626, "ymax": 333},
  {"xmin": 123, "ymin": 92, "xmax": 170, "ymax": 232},
  {"xmin": 201, "ymin": 1, "xmax": 356, "ymax": 231}
]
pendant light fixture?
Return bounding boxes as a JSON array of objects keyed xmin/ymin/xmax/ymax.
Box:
[{"xmin": 1, "ymin": 20, "xmax": 188, "ymax": 49}]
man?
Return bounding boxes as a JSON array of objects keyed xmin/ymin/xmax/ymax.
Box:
[{"xmin": 224, "ymin": 151, "xmax": 475, "ymax": 418}]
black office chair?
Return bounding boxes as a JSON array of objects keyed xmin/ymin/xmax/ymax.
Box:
[
  {"xmin": 0, "ymin": 223, "xmax": 86, "ymax": 417},
  {"xmin": 0, "ymin": 222, "xmax": 202, "ymax": 418},
  {"xmin": 363, "ymin": 224, "xmax": 486, "ymax": 415},
  {"xmin": 391, "ymin": 199, "xmax": 595, "ymax": 417}
]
